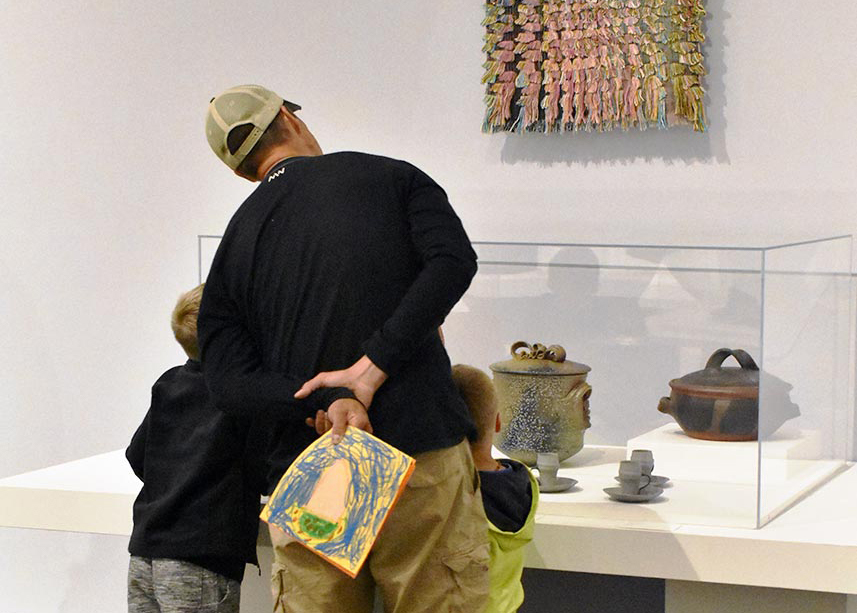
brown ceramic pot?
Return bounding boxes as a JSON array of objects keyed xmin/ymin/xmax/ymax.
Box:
[{"xmin": 658, "ymin": 348, "xmax": 762, "ymax": 441}]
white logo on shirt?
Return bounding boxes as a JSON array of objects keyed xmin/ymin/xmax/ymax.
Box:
[{"xmin": 267, "ymin": 167, "xmax": 286, "ymax": 182}]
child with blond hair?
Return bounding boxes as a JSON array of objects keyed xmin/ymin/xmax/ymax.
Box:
[
  {"xmin": 126, "ymin": 284, "xmax": 263, "ymax": 612},
  {"xmin": 452, "ymin": 364, "xmax": 539, "ymax": 613}
]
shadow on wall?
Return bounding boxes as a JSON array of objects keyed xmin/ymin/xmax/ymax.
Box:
[
  {"xmin": 445, "ymin": 245, "xmax": 762, "ymax": 445},
  {"xmin": 498, "ymin": 0, "xmax": 730, "ymax": 166}
]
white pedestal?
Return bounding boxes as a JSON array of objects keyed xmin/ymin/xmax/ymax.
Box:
[
  {"xmin": 626, "ymin": 424, "xmax": 823, "ymax": 485},
  {"xmin": 526, "ymin": 445, "xmax": 761, "ymax": 528},
  {"xmin": 665, "ymin": 581, "xmax": 848, "ymax": 613},
  {"xmin": 4, "ymin": 451, "xmax": 857, "ymax": 596}
]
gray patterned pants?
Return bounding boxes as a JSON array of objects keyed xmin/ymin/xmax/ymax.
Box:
[{"xmin": 128, "ymin": 556, "xmax": 240, "ymax": 613}]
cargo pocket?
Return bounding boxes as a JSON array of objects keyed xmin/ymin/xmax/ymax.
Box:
[
  {"xmin": 199, "ymin": 570, "xmax": 234, "ymax": 611},
  {"xmin": 271, "ymin": 562, "xmax": 288, "ymax": 613},
  {"xmin": 440, "ymin": 541, "xmax": 491, "ymax": 613}
]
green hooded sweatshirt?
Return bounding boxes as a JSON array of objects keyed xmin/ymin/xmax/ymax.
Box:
[{"xmin": 484, "ymin": 462, "xmax": 539, "ymax": 613}]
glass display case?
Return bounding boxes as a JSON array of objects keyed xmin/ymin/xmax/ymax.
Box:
[
  {"xmin": 442, "ymin": 237, "xmax": 853, "ymax": 529},
  {"xmin": 199, "ymin": 234, "xmax": 854, "ymax": 529},
  {"xmin": 198, "ymin": 234, "xmax": 221, "ymax": 284}
]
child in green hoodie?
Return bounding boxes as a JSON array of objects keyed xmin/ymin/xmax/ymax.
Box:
[{"xmin": 452, "ymin": 364, "xmax": 539, "ymax": 613}]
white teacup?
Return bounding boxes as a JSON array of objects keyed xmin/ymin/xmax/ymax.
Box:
[
  {"xmin": 536, "ymin": 452, "xmax": 560, "ymax": 488},
  {"xmin": 630, "ymin": 449, "xmax": 654, "ymax": 477},
  {"xmin": 618, "ymin": 460, "xmax": 651, "ymax": 495}
]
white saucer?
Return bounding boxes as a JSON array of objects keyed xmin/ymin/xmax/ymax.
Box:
[
  {"xmin": 615, "ymin": 474, "xmax": 670, "ymax": 487},
  {"xmin": 603, "ymin": 485, "xmax": 664, "ymax": 503},
  {"xmin": 538, "ymin": 477, "xmax": 578, "ymax": 493}
]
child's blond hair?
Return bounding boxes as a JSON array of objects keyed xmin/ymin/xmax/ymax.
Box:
[
  {"xmin": 171, "ymin": 284, "xmax": 205, "ymax": 360},
  {"xmin": 451, "ymin": 364, "xmax": 498, "ymax": 444}
]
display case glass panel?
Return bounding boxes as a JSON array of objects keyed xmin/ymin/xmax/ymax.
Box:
[
  {"xmin": 198, "ymin": 235, "xmax": 221, "ymax": 284},
  {"xmin": 757, "ymin": 237, "xmax": 852, "ymax": 526},
  {"xmin": 441, "ymin": 238, "xmax": 852, "ymax": 529}
]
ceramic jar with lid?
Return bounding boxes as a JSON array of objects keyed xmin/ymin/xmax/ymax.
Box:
[{"xmin": 490, "ymin": 342, "xmax": 592, "ymax": 466}]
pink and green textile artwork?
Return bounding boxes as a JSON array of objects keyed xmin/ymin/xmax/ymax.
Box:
[{"xmin": 483, "ymin": 0, "xmax": 707, "ymax": 134}]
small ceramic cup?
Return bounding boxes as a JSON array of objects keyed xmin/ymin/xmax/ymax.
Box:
[
  {"xmin": 618, "ymin": 460, "xmax": 651, "ymax": 495},
  {"xmin": 536, "ymin": 452, "xmax": 560, "ymax": 488},
  {"xmin": 630, "ymin": 449, "xmax": 654, "ymax": 477}
]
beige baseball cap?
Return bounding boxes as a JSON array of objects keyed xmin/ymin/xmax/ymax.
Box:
[{"xmin": 205, "ymin": 84, "xmax": 301, "ymax": 170}]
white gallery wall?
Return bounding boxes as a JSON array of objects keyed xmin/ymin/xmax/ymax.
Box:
[{"xmin": 2, "ymin": 1, "xmax": 856, "ymax": 611}]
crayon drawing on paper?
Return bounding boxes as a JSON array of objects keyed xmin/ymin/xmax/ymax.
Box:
[{"xmin": 261, "ymin": 427, "xmax": 415, "ymax": 577}]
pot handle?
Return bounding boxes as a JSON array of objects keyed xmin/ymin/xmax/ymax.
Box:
[
  {"xmin": 563, "ymin": 381, "xmax": 592, "ymax": 404},
  {"xmin": 705, "ymin": 348, "xmax": 759, "ymax": 371}
]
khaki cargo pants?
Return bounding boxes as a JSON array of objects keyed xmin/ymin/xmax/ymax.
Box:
[{"xmin": 270, "ymin": 439, "xmax": 490, "ymax": 613}]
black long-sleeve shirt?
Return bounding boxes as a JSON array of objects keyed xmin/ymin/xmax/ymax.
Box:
[
  {"xmin": 199, "ymin": 152, "xmax": 478, "ymax": 492},
  {"xmin": 126, "ymin": 360, "xmax": 265, "ymax": 580}
]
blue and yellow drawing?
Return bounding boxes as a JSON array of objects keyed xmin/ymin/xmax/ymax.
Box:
[{"xmin": 261, "ymin": 427, "xmax": 414, "ymax": 577}]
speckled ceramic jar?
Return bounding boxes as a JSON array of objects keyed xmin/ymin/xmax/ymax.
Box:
[{"xmin": 489, "ymin": 342, "xmax": 592, "ymax": 466}]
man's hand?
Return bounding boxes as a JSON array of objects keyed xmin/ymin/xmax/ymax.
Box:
[
  {"xmin": 306, "ymin": 410, "xmax": 333, "ymax": 436},
  {"xmin": 295, "ymin": 355, "xmax": 388, "ymax": 408},
  {"xmin": 306, "ymin": 398, "xmax": 372, "ymax": 444}
]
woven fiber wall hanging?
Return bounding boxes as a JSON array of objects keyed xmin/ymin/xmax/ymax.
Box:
[{"xmin": 482, "ymin": 0, "xmax": 706, "ymax": 134}]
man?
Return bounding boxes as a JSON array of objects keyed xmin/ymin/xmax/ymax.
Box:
[{"xmin": 199, "ymin": 84, "xmax": 489, "ymax": 613}]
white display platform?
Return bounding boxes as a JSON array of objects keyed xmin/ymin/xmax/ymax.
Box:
[
  {"xmin": 530, "ymin": 463, "xmax": 857, "ymax": 595},
  {"xmin": 525, "ymin": 445, "xmax": 758, "ymax": 529},
  {"xmin": 0, "ymin": 450, "xmax": 140, "ymax": 536},
  {"xmin": 627, "ymin": 423, "xmax": 824, "ymax": 484},
  {"xmin": 3, "ymin": 450, "xmax": 857, "ymax": 595},
  {"xmin": 621, "ymin": 425, "xmax": 845, "ymax": 527}
]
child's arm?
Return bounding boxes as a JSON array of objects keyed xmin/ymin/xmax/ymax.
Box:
[{"xmin": 125, "ymin": 408, "xmax": 150, "ymax": 481}]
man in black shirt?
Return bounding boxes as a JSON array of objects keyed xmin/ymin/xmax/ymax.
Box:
[{"xmin": 200, "ymin": 84, "xmax": 489, "ymax": 613}]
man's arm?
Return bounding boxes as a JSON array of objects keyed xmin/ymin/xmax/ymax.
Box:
[
  {"xmin": 360, "ymin": 164, "xmax": 477, "ymax": 374},
  {"xmin": 296, "ymin": 354, "xmax": 388, "ymax": 408},
  {"xmin": 199, "ymin": 252, "xmax": 356, "ymax": 421},
  {"xmin": 296, "ymin": 165, "xmax": 476, "ymax": 401}
]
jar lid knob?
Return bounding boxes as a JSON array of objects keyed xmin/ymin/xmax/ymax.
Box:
[{"xmin": 510, "ymin": 341, "xmax": 566, "ymax": 363}]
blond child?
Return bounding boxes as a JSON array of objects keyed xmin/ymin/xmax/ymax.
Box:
[
  {"xmin": 126, "ymin": 285, "xmax": 264, "ymax": 612},
  {"xmin": 452, "ymin": 364, "xmax": 539, "ymax": 613}
]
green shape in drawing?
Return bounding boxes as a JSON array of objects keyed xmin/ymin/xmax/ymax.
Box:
[{"xmin": 299, "ymin": 510, "xmax": 337, "ymax": 540}]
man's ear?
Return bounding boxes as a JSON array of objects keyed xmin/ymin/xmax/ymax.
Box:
[{"xmin": 280, "ymin": 105, "xmax": 302, "ymax": 133}]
